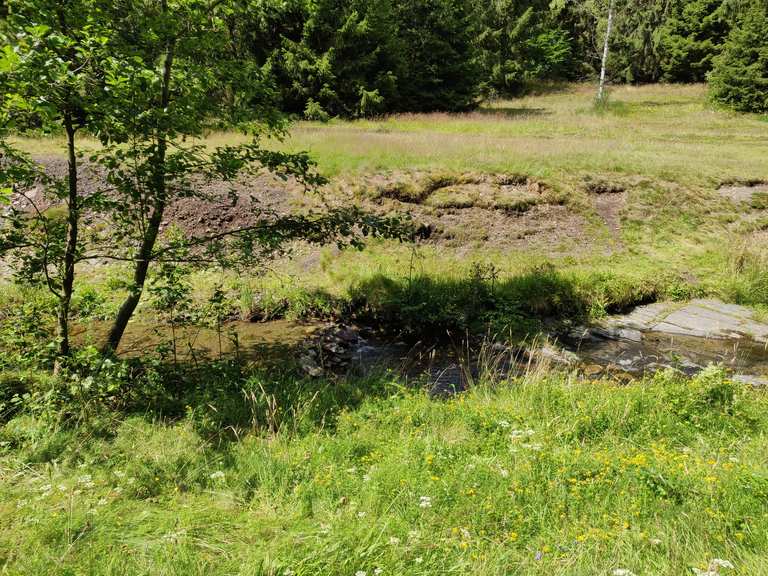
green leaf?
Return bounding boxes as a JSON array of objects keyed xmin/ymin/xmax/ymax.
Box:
[
  {"xmin": 0, "ymin": 187, "xmax": 12, "ymax": 205},
  {"xmin": 0, "ymin": 46, "xmax": 20, "ymax": 73}
]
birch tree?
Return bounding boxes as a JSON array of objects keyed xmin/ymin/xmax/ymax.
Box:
[{"xmin": 597, "ymin": 0, "xmax": 616, "ymax": 101}]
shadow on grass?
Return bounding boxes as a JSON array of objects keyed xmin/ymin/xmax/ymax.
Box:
[
  {"xmin": 475, "ymin": 107, "xmax": 551, "ymax": 119},
  {"xmin": 2, "ymin": 266, "xmax": 662, "ymax": 447},
  {"xmin": 350, "ymin": 267, "xmax": 585, "ymax": 341}
]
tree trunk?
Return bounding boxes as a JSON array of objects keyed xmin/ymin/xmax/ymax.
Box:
[
  {"xmin": 103, "ymin": 22, "xmax": 175, "ymax": 354},
  {"xmin": 56, "ymin": 115, "xmax": 79, "ymax": 364},
  {"xmin": 597, "ymin": 0, "xmax": 615, "ymax": 102},
  {"xmin": 103, "ymin": 198, "xmax": 166, "ymax": 353}
]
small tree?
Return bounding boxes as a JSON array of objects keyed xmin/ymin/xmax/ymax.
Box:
[
  {"xmin": 0, "ymin": 0, "xmax": 110, "ymax": 361},
  {"xmin": 148, "ymin": 258, "xmax": 193, "ymax": 367},
  {"xmin": 709, "ymin": 2, "xmax": 768, "ymax": 113},
  {"xmin": 2, "ymin": 0, "xmax": 411, "ymax": 364},
  {"xmin": 89, "ymin": 0, "xmax": 410, "ymax": 354}
]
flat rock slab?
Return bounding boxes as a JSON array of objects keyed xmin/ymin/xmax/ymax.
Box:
[{"xmin": 601, "ymin": 299, "xmax": 768, "ymax": 343}]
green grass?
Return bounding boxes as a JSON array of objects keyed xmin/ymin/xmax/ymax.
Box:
[
  {"xmin": 9, "ymin": 85, "xmax": 768, "ymax": 321},
  {"xmin": 277, "ymin": 84, "xmax": 768, "ymax": 185},
  {"xmin": 14, "ymin": 84, "xmax": 768, "ymax": 185},
  {"xmin": 2, "ymin": 366, "xmax": 768, "ymax": 575},
  {"xmin": 4, "ymin": 83, "xmax": 768, "ymax": 575}
]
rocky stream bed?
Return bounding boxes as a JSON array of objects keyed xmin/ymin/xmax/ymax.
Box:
[{"xmin": 292, "ymin": 299, "xmax": 768, "ymax": 396}]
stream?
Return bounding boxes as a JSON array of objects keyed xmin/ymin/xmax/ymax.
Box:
[{"xmin": 82, "ymin": 298, "xmax": 768, "ymax": 391}]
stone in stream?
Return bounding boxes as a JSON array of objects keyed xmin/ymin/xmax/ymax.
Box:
[
  {"xmin": 600, "ymin": 299, "xmax": 768, "ymax": 342},
  {"xmin": 568, "ymin": 299, "xmax": 768, "ymax": 381}
]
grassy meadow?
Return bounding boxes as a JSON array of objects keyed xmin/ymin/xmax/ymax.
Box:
[
  {"xmin": 3, "ymin": 83, "xmax": 768, "ymax": 575},
  {"xmin": 3, "ymin": 367, "xmax": 768, "ymax": 575}
]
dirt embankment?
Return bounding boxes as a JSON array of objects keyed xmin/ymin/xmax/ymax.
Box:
[
  {"xmin": 9, "ymin": 157, "xmax": 639, "ymax": 257},
  {"xmin": 334, "ymin": 171, "xmax": 593, "ymax": 253}
]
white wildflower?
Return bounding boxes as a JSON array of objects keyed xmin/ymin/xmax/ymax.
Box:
[
  {"xmin": 649, "ymin": 538, "xmax": 662, "ymax": 545},
  {"xmin": 613, "ymin": 570, "xmax": 636, "ymax": 576},
  {"xmin": 414, "ymin": 557, "xmax": 423, "ymax": 564},
  {"xmin": 77, "ymin": 474, "xmax": 95, "ymax": 488},
  {"xmin": 209, "ymin": 471, "xmax": 225, "ymax": 481},
  {"xmin": 388, "ymin": 537, "xmax": 401, "ymax": 545},
  {"xmin": 419, "ymin": 496, "xmax": 432, "ymax": 508},
  {"xmin": 357, "ymin": 511, "xmax": 367, "ymax": 518},
  {"xmin": 499, "ymin": 468, "xmax": 509, "ymax": 478},
  {"xmin": 283, "ymin": 570, "xmax": 295, "ymax": 576},
  {"xmin": 113, "ymin": 470, "xmax": 126, "ymax": 478},
  {"xmin": 498, "ymin": 420, "xmax": 511, "ymax": 428},
  {"xmin": 355, "ymin": 571, "xmax": 366, "ymax": 576},
  {"xmin": 374, "ymin": 569, "xmax": 383, "ymax": 575},
  {"xmin": 510, "ymin": 429, "xmax": 535, "ymax": 440},
  {"xmin": 408, "ymin": 530, "xmax": 420, "ymax": 540},
  {"xmin": 521, "ymin": 443, "xmax": 543, "ymax": 451}
]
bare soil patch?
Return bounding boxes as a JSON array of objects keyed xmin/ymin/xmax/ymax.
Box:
[
  {"xmin": 592, "ymin": 191, "xmax": 627, "ymax": 245},
  {"xmin": 335, "ymin": 170, "xmax": 590, "ymax": 252},
  {"xmin": 11, "ymin": 160, "xmax": 597, "ymax": 256},
  {"xmin": 718, "ymin": 180, "xmax": 768, "ymax": 206}
]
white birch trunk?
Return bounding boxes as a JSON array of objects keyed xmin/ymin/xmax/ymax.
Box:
[{"xmin": 597, "ymin": 0, "xmax": 615, "ymax": 102}]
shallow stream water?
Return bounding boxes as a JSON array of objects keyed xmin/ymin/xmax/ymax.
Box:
[{"xmin": 76, "ymin": 299, "xmax": 768, "ymax": 389}]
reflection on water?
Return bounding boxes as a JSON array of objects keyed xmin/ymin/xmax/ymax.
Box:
[
  {"xmin": 72, "ymin": 316, "xmax": 768, "ymax": 387},
  {"xmin": 73, "ymin": 319, "xmax": 320, "ymax": 362}
]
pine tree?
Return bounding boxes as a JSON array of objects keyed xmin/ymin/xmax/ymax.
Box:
[
  {"xmin": 475, "ymin": 0, "xmax": 571, "ymax": 97},
  {"xmin": 393, "ymin": 0, "xmax": 480, "ymax": 112},
  {"xmin": 709, "ymin": 2, "xmax": 768, "ymax": 113},
  {"xmin": 660, "ymin": 0, "xmax": 729, "ymax": 82}
]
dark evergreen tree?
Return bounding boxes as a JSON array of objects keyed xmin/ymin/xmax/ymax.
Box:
[
  {"xmin": 475, "ymin": 0, "xmax": 572, "ymax": 96},
  {"xmin": 608, "ymin": 0, "xmax": 671, "ymax": 83},
  {"xmin": 659, "ymin": 0, "xmax": 730, "ymax": 82},
  {"xmin": 709, "ymin": 1, "xmax": 768, "ymax": 113},
  {"xmin": 393, "ymin": 0, "xmax": 481, "ymax": 112},
  {"xmin": 273, "ymin": 0, "xmax": 402, "ymax": 118}
]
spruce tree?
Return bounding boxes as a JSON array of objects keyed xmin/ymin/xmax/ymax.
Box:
[
  {"xmin": 709, "ymin": 2, "xmax": 768, "ymax": 113},
  {"xmin": 660, "ymin": 0, "xmax": 729, "ymax": 82}
]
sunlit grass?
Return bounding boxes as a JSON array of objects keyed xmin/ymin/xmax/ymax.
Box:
[
  {"xmin": 2, "ymin": 367, "xmax": 768, "ymax": 574},
  {"xmin": 13, "ymin": 84, "xmax": 768, "ymax": 185}
]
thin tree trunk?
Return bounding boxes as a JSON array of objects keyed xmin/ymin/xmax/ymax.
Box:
[
  {"xmin": 597, "ymin": 0, "xmax": 615, "ymax": 102},
  {"xmin": 56, "ymin": 115, "xmax": 79, "ymax": 364},
  {"xmin": 103, "ymin": 20, "xmax": 175, "ymax": 354},
  {"xmin": 104, "ymin": 198, "xmax": 166, "ymax": 352}
]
